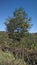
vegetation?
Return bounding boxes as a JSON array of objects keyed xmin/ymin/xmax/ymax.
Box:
[
  {"xmin": 0, "ymin": 50, "xmax": 27, "ymax": 65},
  {"xmin": 0, "ymin": 8, "xmax": 37, "ymax": 65},
  {"xmin": 0, "ymin": 31, "xmax": 37, "ymax": 49},
  {"xmin": 5, "ymin": 8, "xmax": 31, "ymax": 42}
]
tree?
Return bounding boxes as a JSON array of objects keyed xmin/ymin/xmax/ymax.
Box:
[{"xmin": 5, "ymin": 8, "xmax": 31, "ymax": 42}]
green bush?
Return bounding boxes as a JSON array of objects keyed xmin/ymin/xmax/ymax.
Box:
[
  {"xmin": 0, "ymin": 50, "xmax": 15, "ymax": 65},
  {"xmin": 0, "ymin": 50, "xmax": 27, "ymax": 65}
]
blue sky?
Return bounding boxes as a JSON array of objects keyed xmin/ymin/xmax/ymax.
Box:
[{"xmin": 0, "ymin": 0, "xmax": 37, "ymax": 33}]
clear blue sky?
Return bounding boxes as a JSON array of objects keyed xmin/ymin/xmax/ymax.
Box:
[{"xmin": 0, "ymin": 0, "xmax": 37, "ymax": 33}]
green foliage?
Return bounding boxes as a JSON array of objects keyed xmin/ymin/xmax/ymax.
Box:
[
  {"xmin": 0, "ymin": 50, "xmax": 15, "ymax": 65},
  {"xmin": 0, "ymin": 7, "xmax": 37, "ymax": 65},
  {"xmin": 5, "ymin": 8, "xmax": 31, "ymax": 41},
  {"xmin": 0, "ymin": 31, "xmax": 37, "ymax": 65},
  {"xmin": 0, "ymin": 31, "xmax": 37, "ymax": 49},
  {"xmin": 0, "ymin": 50, "xmax": 27, "ymax": 65}
]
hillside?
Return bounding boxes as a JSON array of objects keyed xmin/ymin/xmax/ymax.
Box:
[
  {"xmin": 0, "ymin": 31, "xmax": 37, "ymax": 65},
  {"xmin": 0, "ymin": 31, "xmax": 37, "ymax": 48}
]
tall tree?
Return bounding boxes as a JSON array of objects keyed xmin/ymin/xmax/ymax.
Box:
[{"xmin": 5, "ymin": 8, "xmax": 31, "ymax": 42}]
